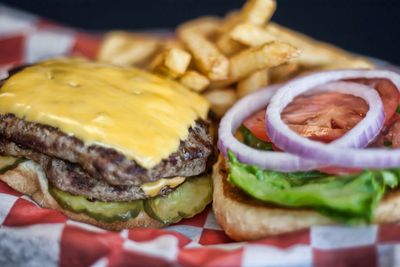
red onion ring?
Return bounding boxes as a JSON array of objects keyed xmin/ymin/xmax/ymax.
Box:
[
  {"xmin": 274, "ymin": 81, "xmax": 384, "ymax": 148},
  {"xmin": 218, "ymin": 85, "xmax": 318, "ymax": 172},
  {"xmin": 218, "ymin": 78, "xmax": 384, "ymax": 171},
  {"xmin": 267, "ymin": 70, "xmax": 400, "ymax": 169}
]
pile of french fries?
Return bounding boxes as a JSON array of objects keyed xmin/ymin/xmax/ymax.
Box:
[{"xmin": 98, "ymin": 0, "xmax": 373, "ymax": 118}]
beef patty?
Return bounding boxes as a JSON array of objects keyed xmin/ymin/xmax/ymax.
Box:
[
  {"xmin": 0, "ymin": 114, "xmax": 213, "ymax": 186},
  {"xmin": 0, "ymin": 138, "xmax": 176, "ymax": 201}
]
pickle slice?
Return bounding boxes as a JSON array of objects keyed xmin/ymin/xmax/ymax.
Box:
[
  {"xmin": 144, "ymin": 174, "xmax": 212, "ymax": 224},
  {"xmin": 49, "ymin": 187, "xmax": 143, "ymax": 223},
  {"xmin": 0, "ymin": 157, "xmax": 25, "ymax": 174}
]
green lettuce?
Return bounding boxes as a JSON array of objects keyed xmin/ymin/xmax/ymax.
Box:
[{"xmin": 227, "ymin": 151, "xmax": 400, "ymax": 223}]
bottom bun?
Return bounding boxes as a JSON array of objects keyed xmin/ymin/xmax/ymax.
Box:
[
  {"xmin": 0, "ymin": 160, "xmax": 163, "ymax": 230},
  {"xmin": 212, "ymin": 155, "xmax": 400, "ymax": 241}
]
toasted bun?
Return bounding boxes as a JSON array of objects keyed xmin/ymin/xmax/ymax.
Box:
[
  {"xmin": 0, "ymin": 160, "xmax": 163, "ymax": 230},
  {"xmin": 212, "ymin": 155, "xmax": 400, "ymax": 241}
]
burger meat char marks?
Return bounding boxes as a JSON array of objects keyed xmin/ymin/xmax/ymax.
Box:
[
  {"xmin": 0, "ymin": 138, "xmax": 175, "ymax": 202},
  {"xmin": 0, "ymin": 116, "xmax": 213, "ymax": 201}
]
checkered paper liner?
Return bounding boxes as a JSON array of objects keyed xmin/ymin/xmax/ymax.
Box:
[{"xmin": 1, "ymin": 5, "xmax": 400, "ymax": 267}]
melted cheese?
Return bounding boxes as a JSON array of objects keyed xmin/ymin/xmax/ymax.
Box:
[
  {"xmin": 0, "ymin": 58, "xmax": 209, "ymax": 168},
  {"xmin": 141, "ymin": 177, "xmax": 186, "ymax": 197}
]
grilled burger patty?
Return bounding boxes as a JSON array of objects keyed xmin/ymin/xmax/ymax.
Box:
[
  {"xmin": 0, "ymin": 114, "xmax": 213, "ymax": 186},
  {"xmin": 0, "ymin": 137, "xmax": 178, "ymax": 201}
]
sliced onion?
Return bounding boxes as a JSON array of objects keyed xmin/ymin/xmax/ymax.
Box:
[
  {"xmin": 218, "ymin": 85, "xmax": 318, "ymax": 171},
  {"xmin": 275, "ymin": 81, "xmax": 384, "ymax": 148},
  {"xmin": 218, "ymin": 78, "xmax": 384, "ymax": 171},
  {"xmin": 266, "ymin": 70, "xmax": 400, "ymax": 169}
]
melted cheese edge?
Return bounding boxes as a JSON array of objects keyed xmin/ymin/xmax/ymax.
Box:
[
  {"xmin": 0, "ymin": 58, "xmax": 209, "ymax": 168},
  {"xmin": 0, "ymin": 154, "xmax": 184, "ymax": 198},
  {"xmin": 141, "ymin": 177, "xmax": 186, "ymax": 197}
]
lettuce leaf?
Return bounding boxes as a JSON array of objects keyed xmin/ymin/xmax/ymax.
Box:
[{"xmin": 227, "ymin": 151, "xmax": 399, "ymax": 223}]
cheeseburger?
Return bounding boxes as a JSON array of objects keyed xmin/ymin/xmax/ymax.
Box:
[{"xmin": 0, "ymin": 58, "xmax": 213, "ymax": 230}]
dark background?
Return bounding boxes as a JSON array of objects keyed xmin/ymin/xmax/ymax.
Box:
[{"xmin": 2, "ymin": 0, "xmax": 400, "ymax": 64}]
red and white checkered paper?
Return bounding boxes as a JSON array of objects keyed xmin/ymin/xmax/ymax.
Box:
[{"xmin": 1, "ymin": 4, "xmax": 400, "ymax": 267}]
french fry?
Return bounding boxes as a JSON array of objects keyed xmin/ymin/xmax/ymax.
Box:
[
  {"xmin": 265, "ymin": 23, "xmax": 373, "ymax": 69},
  {"xmin": 207, "ymin": 78, "xmax": 237, "ymax": 90},
  {"xmin": 164, "ymin": 48, "xmax": 191, "ymax": 75},
  {"xmin": 219, "ymin": 11, "xmax": 241, "ymax": 33},
  {"xmin": 241, "ymin": 0, "xmax": 276, "ymax": 26},
  {"xmin": 216, "ymin": 11, "xmax": 243, "ymax": 55},
  {"xmin": 269, "ymin": 62, "xmax": 300, "ymax": 83},
  {"xmin": 162, "ymin": 39, "xmax": 185, "ymax": 50},
  {"xmin": 177, "ymin": 16, "xmax": 221, "ymax": 37},
  {"xmin": 98, "ymin": 33, "xmax": 125, "ymax": 61},
  {"xmin": 230, "ymin": 42, "xmax": 300, "ymax": 81},
  {"xmin": 237, "ymin": 70, "xmax": 269, "ymax": 98},
  {"xmin": 313, "ymin": 57, "xmax": 374, "ymax": 70},
  {"xmin": 152, "ymin": 48, "xmax": 191, "ymax": 78},
  {"xmin": 230, "ymin": 23, "xmax": 276, "ymax": 47},
  {"xmin": 179, "ymin": 70, "xmax": 210, "ymax": 92},
  {"xmin": 98, "ymin": 32, "xmax": 160, "ymax": 66},
  {"xmin": 179, "ymin": 29, "xmax": 229, "ymax": 81},
  {"xmin": 216, "ymin": 0, "xmax": 276, "ymax": 56},
  {"xmin": 204, "ymin": 88, "xmax": 237, "ymax": 118},
  {"xmin": 98, "ymin": 0, "xmax": 373, "ymax": 106},
  {"xmin": 215, "ymin": 34, "xmax": 245, "ymax": 56},
  {"xmin": 265, "ymin": 23, "xmax": 335, "ymax": 67}
]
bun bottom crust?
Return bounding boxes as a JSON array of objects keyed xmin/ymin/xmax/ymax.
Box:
[
  {"xmin": 212, "ymin": 155, "xmax": 400, "ymax": 241},
  {"xmin": 0, "ymin": 160, "xmax": 163, "ymax": 230},
  {"xmin": 2, "ymin": 157, "xmax": 400, "ymax": 237}
]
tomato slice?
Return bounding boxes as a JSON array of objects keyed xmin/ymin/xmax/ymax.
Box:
[
  {"xmin": 347, "ymin": 78, "xmax": 399, "ymax": 124},
  {"xmin": 242, "ymin": 92, "xmax": 369, "ymax": 175},
  {"xmin": 243, "ymin": 92, "xmax": 369, "ymax": 144},
  {"xmin": 243, "ymin": 109, "xmax": 270, "ymax": 142},
  {"xmin": 242, "ymin": 80, "xmax": 399, "ymax": 176},
  {"xmin": 386, "ymin": 114, "xmax": 400, "ymax": 148},
  {"xmin": 287, "ymin": 125, "xmax": 346, "ymax": 143},
  {"xmin": 317, "ymin": 166, "xmax": 363, "ymax": 175},
  {"xmin": 282, "ymin": 91, "xmax": 369, "ymax": 143},
  {"xmin": 370, "ymin": 113, "xmax": 400, "ymax": 148}
]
